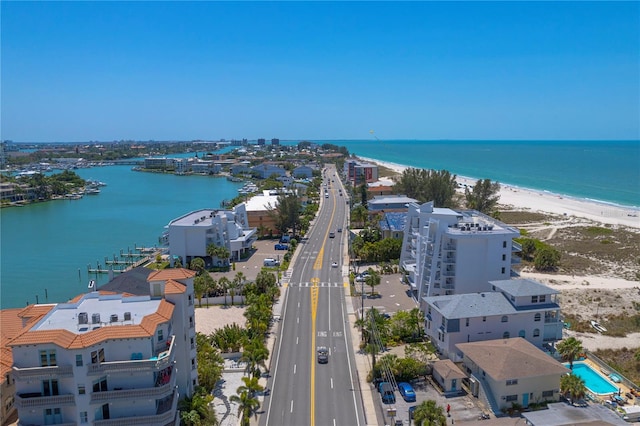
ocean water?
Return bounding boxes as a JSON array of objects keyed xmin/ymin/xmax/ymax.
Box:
[
  {"xmin": 0, "ymin": 166, "xmax": 243, "ymax": 309},
  {"xmin": 1, "ymin": 140, "xmax": 638, "ymax": 309},
  {"xmin": 326, "ymin": 140, "xmax": 640, "ymax": 209}
]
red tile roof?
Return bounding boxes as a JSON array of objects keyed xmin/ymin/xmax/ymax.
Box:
[{"xmin": 148, "ymin": 268, "xmax": 196, "ymax": 281}]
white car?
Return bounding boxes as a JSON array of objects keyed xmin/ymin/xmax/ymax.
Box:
[{"xmin": 331, "ymin": 261, "xmax": 338, "ymax": 268}]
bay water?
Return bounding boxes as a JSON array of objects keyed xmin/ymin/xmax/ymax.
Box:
[{"xmin": 1, "ymin": 140, "xmax": 638, "ymax": 309}]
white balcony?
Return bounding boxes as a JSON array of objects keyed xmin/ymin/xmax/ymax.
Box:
[
  {"xmin": 12, "ymin": 364, "xmax": 73, "ymax": 380},
  {"xmin": 94, "ymin": 390, "xmax": 178, "ymax": 426},
  {"xmin": 91, "ymin": 369, "xmax": 176, "ymax": 403},
  {"xmin": 87, "ymin": 335, "xmax": 175, "ymax": 376},
  {"xmin": 15, "ymin": 393, "xmax": 75, "ymax": 409}
]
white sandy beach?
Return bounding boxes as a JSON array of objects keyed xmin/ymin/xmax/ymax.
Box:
[{"xmin": 359, "ymin": 156, "xmax": 640, "ymax": 229}]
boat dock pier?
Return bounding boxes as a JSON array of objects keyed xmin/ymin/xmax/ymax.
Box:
[{"xmin": 88, "ymin": 245, "xmax": 164, "ymax": 276}]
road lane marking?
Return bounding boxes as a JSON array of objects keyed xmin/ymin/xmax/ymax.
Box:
[
  {"xmin": 296, "ymin": 336, "xmax": 299, "ymax": 345},
  {"xmin": 331, "ymin": 377, "xmax": 334, "ymax": 389},
  {"xmin": 290, "ymin": 400, "xmax": 294, "ymax": 413},
  {"xmin": 294, "ymin": 364, "xmax": 296, "ymax": 374}
]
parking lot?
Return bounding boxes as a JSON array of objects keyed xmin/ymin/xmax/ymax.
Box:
[{"xmin": 209, "ymin": 238, "xmax": 286, "ymax": 283}]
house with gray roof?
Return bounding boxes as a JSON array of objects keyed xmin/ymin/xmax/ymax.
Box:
[
  {"xmin": 456, "ymin": 338, "xmax": 570, "ymax": 412},
  {"xmin": 423, "ymin": 278, "xmax": 563, "ymax": 361},
  {"xmin": 252, "ymin": 163, "xmax": 287, "ymax": 179}
]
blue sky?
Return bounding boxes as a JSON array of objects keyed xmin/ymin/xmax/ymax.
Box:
[{"xmin": 1, "ymin": 1, "xmax": 638, "ymax": 142}]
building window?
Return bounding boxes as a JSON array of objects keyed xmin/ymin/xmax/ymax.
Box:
[
  {"xmin": 503, "ymin": 331, "xmax": 510, "ymax": 339},
  {"xmin": 534, "ymin": 313, "xmax": 541, "ymax": 322},
  {"xmin": 501, "ymin": 267, "xmax": 506, "ymax": 274},
  {"xmin": 93, "ymin": 377, "xmax": 108, "ymax": 392},
  {"xmin": 78, "ymin": 385, "xmax": 86, "ymax": 395},
  {"xmin": 42, "ymin": 379, "xmax": 59, "ymax": 396},
  {"xmin": 502, "ymin": 254, "xmax": 506, "ymax": 261},
  {"xmin": 191, "ymin": 357, "xmax": 196, "ymax": 370},
  {"xmin": 542, "ymin": 390, "xmax": 554, "ymax": 398},
  {"xmin": 191, "ymin": 337, "xmax": 195, "ymax": 350},
  {"xmin": 533, "ymin": 328, "xmax": 540, "ymax": 337},
  {"xmin": 158, "ymin": 329, "xmax": 164, "ymax": 342},
  {"xmin": 76, "ymin": 354, "xmax": 83, "ymax": 366},
  {"xmin": 540, "ymin": 295, "xmax": 546, "ymax": 303},
  {"xmin": 39, "ymin": 349, "xmax": 57, "ymax": 367},
  {"xmin": 91, "ymin": 348, "xmax": 105, "ymax": 364},
  {"xmin": 189, "ymin": 316, "xmax": 194, "ymax": 328},
  {"xmin": 531, "ymin": 295, "xmax": 538, "ymax": 303},
  {"xmin": 518, "ymin": 330, "xmax": 526, "ymax": 338},
  {"xmin": 80, "ymin": 411, "xmax": 88, "ymax": 424},
  {"xmin": 482, "ymin": 316, "xmax": 486, "ymax": 322},
  {"xmin": 501, "ymin": 316, "xmax": 508, "ymax": 323},
  {"xmin": 465, "ymin": 318, "xmax": 469, "ymax": 327},
  {"xmin": 506, "ymin": 379, "xmax": 518, "ymax": 386},
  {"xmin": 503, "ymin": 241, "xmax": 507, "ymax": 248},
  {"xmin": 505, "ymin": 394, "xmax": 518, "ymax": 402}
]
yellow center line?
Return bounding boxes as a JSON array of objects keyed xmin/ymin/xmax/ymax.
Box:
[{"xmin": 310, "ymin": 285, "xmax": 319, "ymax": 426}]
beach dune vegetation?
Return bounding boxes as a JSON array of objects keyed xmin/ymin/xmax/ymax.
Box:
[
  {"xmin": 465, "ymin": 178, "xmax": 501, "ymax": 214},
  {"xmin": 393, "ymin": 168, "xmax": 457, "ymax": 208}
]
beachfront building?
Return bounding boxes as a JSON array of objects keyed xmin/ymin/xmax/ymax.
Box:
[
  {"xmin": 244, "ymin": 189, "xmax": 281, "ymax": 237},
  {"xmin": 8, "ymin": 268, "xmax": 197, "ymax": 426},
  {"xmin": 344, "ymin": 159, "xmax": 378, "ymax": 186},
  {"xmin": 400, "ymin": 201, "xmax": 521, "ymax": 301},
  {"xmin": 422, "ymin": 278, "xmax": 563, "ymax": 361},
  {"xmin": 368, "ymin": 195, "xmax": 417, "ymax": 216},
  {"xmin": 456, "ymin": 338, "xmax": 569, "ymax": 412},
  {"xmin": 144, "ymin": 157, "xmax": 175, "ymax": 170},
  {"xmin": 166, "ymin": 204, "xmax": 257, "ymax": 266}
]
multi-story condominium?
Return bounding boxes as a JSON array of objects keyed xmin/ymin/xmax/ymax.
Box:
[
  {"xmin": 166, "ymin": 205, "xmax": 257, "ymax": 266},
  {"xmin": 400, "ymin": 201, "xmax": 521, "ymax": 301},
  {"xmin": 343, "ymin": 159, "xmax": 378, "ymax": 186},
  {"xmin": 368, "ymin": 195, "xmax": 417, "ymax": 215},
  {"xmin": 9, "ymin": 268, "xmax": 197, "ymax": 426},
  {"xmin": 423, "ymin": 278, "xmax": 563, "ymax": 361},
  {"xmin": 144, "ymin": 157, "xmax": 175, "ymax": 170}
]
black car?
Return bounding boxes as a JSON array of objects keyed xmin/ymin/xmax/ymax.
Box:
[{"xmin": 317, "ymin": 347, "xmax": 329, "ymax": 364}]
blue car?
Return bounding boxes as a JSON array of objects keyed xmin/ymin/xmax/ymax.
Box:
[
  {"xmin": 397, "ymin": 382, "xmax": 416, "ymax": 402},
  {"xmin": 274, "ymin": 243, "xmax": 289, "ymax": 250}
]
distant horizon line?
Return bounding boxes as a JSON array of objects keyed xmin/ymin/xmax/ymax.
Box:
[{"xmin": 3, "ymin": 138, "xmax": 639, "ymax": 144}]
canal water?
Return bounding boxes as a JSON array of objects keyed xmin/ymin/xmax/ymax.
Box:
[{"xmin": 1, "ymin": 164, "xmax": 244, "ymax": 309}]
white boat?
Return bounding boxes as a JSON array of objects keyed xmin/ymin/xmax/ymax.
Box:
[{"xmin": 590, "ymin": 320, "xmax": 607, "ymax": 333}]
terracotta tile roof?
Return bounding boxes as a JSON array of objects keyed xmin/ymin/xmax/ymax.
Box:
[
  {"xmin": 9, "ymin": 300, "xmax": 175, "ymax": 349},
  {"xmin": 164, "ymin": 279, "xmax": 186, "ymax": 294},
  {"xmin": 148, "ymin": 268, "xmax": 196, "ymax": 281},
  {"xmin": 456, "ymin": 338, "xmax": 569, "ymax": 380},
  {"xmin": 1, "ymin": 309, "xmax": 25, "ymax": 382}
]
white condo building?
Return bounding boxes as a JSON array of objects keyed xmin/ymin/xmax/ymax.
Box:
[
  {"xmin": 166, "ymin": 204, "xmax": 257, "ymax": 266},
  {"xmin": 400, "ymin": 201, "xmax": 521, "ymax": 301},
  {"xmin": 423, "ymin": 278, "xmax": 564, "ymax": 361},
  {"xmin": 9, "ymin": 269, "xmax": 197, "ymax": 426}
]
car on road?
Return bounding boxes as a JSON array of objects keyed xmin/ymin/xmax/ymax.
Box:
[
  {"xmin": 274, "ymin": 243, "xmax": 289, "ymax": 250},
  {"xmin": 397, "ymin": 382, "xmax": 416, "ymax": 402},
  {"xmin": 329, "ymin": 232, "xmax": 335, "ymax": 238},
  {"xmin": 317, "ymin": 347, "xmax": 329, "ymax": 364},
  {"xmin": 331, "ymin": 261, "xmax": 338, "ymax": 268},
  {"xmin": 337, "ymin": 227, "xmax": 342, "ymax": 233}
]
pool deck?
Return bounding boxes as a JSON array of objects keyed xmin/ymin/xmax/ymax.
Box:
[{"xmin": 580, "ymin": 358, "xmax": 638, "ymax": 404}]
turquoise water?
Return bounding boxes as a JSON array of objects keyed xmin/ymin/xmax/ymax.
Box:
[
  {"xmin": 565, "ymin": 362, "xmax": 618, "ymax": 395},
  {"xmin": 326, "ymin": 140, "xmax": 640, "ymax": 208},
  {"xmin": 0, "ymin": 166, "xmax": 243, "ymax": 308},
  {"xmin": 1, "ymin": 140, "xmax": 638, "ymax": 309}
]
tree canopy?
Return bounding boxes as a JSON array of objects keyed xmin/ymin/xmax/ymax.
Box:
[
  {"xmin": 393, "ymin": 168, "xmax": 458, "ymax": 207},
  {"xmin": 465, "ymin": 178, "xmax": 501, "ymax": 213}
]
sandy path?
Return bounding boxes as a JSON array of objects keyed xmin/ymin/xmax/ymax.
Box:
[{"xmin": 194, "ymin": 305, "xmax": 247, "ymax": 335}]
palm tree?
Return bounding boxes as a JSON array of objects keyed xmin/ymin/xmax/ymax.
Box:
[
  {"xmin": 178, "ymin": 390, "xmax": 216, "ymax": 426},
  {"xmin": 557, "ymin": 337, "xmax": 583, "ymax": 370},
  {"xmin": 194, "ymin": 275, "xmax": 207, "ymax": 307},
  {"xmin": 560, "ymin": 373, "xmax": 587, "ymax": 404},
  {"xmin": 365, "ymin": 269, "xmax": 381, "ymax": 297},
  {"xmin": 228, "ymin": 279, "xmax": 239, "ymax": 306},
  {"xmin": 189, "ymin": 257, "xmax": 205, "ymax": 275},
  {"xmin": 413, "ymin": 399, "xmax": 446, "ymax": 426},
  {"xmin": 236, "ymin": 375, "xmax": 264, "ymax": 398},
  {"xmin": 233, "ymin": 272, "xmax": 246, "ymax": 303},
  {"xmin": 240, "ymin": 339, "xmax": 269, "ymax": 378},
  {"xmin": 407, "ymin": 307, "xmax": 425, "ymax": 340},
  {"xmin": 218, "ymin": 276, "xmax": 231, "ymax": 305},
  {"xmin": 230, "ymin": 389, "xmax": 260, "ymax": 426}
]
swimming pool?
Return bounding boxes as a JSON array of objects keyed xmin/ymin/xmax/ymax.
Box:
[{"xmin": 565, "ymin": 362, "xmax": 618, "ymax": 395}]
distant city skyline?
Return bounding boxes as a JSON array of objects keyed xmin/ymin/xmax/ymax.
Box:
[{"xmin": 2, "ymin": 1, "xmax": 638, "ymax": 142}]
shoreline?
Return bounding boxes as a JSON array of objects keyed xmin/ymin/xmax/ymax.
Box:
[{"xmin": 357, "ymin": 155, "xmax": 640, "ymax": 229}]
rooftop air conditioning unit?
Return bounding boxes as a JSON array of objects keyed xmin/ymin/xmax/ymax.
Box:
[
  {"xmin": 124, "ymin": 312, "xmax": 132, "ymax": 321},
  {"xmin": 92, "ymin": 313, "xmax": 101, "ymax": 324},
  {"xmin": 78, "ymin": 312, "xmax": 89, "ymax": 325},
  {"xmin": 110, "ymin": 314, "xmax": 118, "ymax": 323}
]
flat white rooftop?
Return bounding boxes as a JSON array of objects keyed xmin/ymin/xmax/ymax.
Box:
[
  {"xmin": 170, "ymin": 209, "xmax": 215, "ymax": 227},
  {"xmin": 33, "ymin": 292, "xmax": 161, "ymax": 334}
]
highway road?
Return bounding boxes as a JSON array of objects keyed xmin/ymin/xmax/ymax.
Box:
[{"xmin": 261, "ymin": 165, "xmax": 365, "ymax": 426}]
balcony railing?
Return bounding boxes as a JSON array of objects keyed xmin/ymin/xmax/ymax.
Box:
[
  {"xmin": 19, "ymin": 422, "xmax": 76, "ymax": 426},
  {"xmin": 12, "ymin": 364, "xmax": 73, "ymax": 380},
  {"xmin": 87, "ymin": 335, "xmax": 175, "ymax": 376},
  {"xmin": 15, "ymin": 393, "xmax": 75, "ymax": 409},
  {"xmin": 90, "ymin": 378, "xmax": 175, "ymax": 403},
  {"xmin": 94, "ymin": 390, "xmax": 178, "ymax": 426}
]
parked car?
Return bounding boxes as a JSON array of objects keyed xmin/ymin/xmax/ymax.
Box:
[
  {"xmin": 355, "ymin": 271, "xmax": 370, "ymax": 282},
  {"xmin": 397, "ymin": 382, "xmax": 416, "ymax": 402},
  {"xmin": 378, "ymin": 382, "xmax": 396, "ymax": 404},
  {"xmin": 274, "ymin": 243, "xmax": 289, "ymax": 250},
  {"xmin": 263, "ymin": 258, "xmax": 280, "ymax": 267},
  {"xmin": 409, "ymin": 406, "xmax": 416, "ymax": 419}
]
